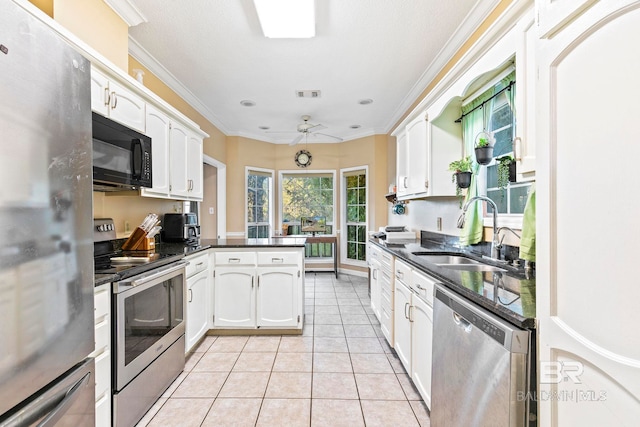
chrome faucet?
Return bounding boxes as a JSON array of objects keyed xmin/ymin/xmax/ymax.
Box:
[{"xmin": 458, "ymin": 196, "xmax": 500, "ymax": 260}]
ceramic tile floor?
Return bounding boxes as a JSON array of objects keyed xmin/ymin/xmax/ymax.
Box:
[{"xmin": 136, "ymin": 273, "xmax": 431, "ymax": 427}]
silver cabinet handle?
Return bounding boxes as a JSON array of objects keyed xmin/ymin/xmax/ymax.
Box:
[
  {"xmin": 111, "ymin": 91, "xmax": 117, "ymax": 109},
  {"xmin": 228, "ymin": 258, "xmax": 241, "ymax": 263},
  {"xmin": 513, "ymin": 137, "xmax": 522, "ymax": 161},
  {"xmin": 188, "ymin": 289, "xmax": 193, "ymax": 303},
  {"xmin": 252, "ymin": 276, "xmax": 254, "ymax": 289},
  {"xmin": 196, "ymin": 262, "xmax": 204, "ymax": 267},
  {"xmin": 404, "ymin": 302, "xmax": 410, "ymax": 319},
  {"xmin": 409, "ymin": 305, "xmax": 414, "ymax": 323},
  {"xmin": 416, "ymin": 284, "xmax": 426, "ymax": 291},
  {"xmin": 271, "ymin": 257, "xmax": 284, "ymax": 263},
  {"xmin": 396, "ymin": 271, "xmax": 404, "ymax": 280},
  {"xmin": 104, "ymin": 87, "xmax": 110, "ymax": 107},
  {"xmin": 403, "ymin": 176, "xmax": 408, "ymax": 188}
]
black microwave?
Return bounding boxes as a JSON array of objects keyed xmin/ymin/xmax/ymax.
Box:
[{"xmin": 92, "ymin": 112, "xmax": 152, "ymax": 191}]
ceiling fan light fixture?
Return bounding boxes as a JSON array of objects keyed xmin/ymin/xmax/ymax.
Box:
[{"xmin": 254, "ymin": 0, "xmax": 315, "ymax": 38}]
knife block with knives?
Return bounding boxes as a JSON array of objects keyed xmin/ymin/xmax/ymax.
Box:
[{"xmin": 122, "ymin": 213, "xmax": 160, "ymax": 251}]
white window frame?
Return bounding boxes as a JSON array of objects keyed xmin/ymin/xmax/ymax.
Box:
[
  {"xmin": 278, "ymin": 169, "xmax": 336, "ymax": 265},
  {"xmin": 245, "ymin": 166, "xmax": 274, "ymax": 238},
  {"xmin": 340, "ymin": 166, "xmax": 368, "ymax": 268},
  {"xmin": 462, "ymin": 67, "xmax": 526, "ymax": 230}
]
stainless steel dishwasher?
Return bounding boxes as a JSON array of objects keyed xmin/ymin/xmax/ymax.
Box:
[{"xmin": 431, "ymin": 285, "xmax": 532, "ymax": 427}]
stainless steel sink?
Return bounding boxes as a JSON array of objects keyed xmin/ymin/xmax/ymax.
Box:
[
  {"xmin": 436, "ymin": 264, "xmax": 507, "ymax": 272},
  {"xmin": 412, "ymin": 252, "xmax": 507, "ymax": 272}
]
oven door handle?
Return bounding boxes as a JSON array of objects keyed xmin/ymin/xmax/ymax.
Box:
[{"xmin": 124, "ymin": 262, "xmax": 187, "ymax": 287}]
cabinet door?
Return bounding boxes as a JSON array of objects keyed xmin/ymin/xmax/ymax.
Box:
[
  {"xmin": 107, "ymin": 79, "xmax": 145, "ymax": 133},
  {"xmin": 141, "ymin": 104, "xmax": 171, "ymax": 197},
  {"xmin": 213, "ymin": 268, "xmax": 255, "ymax": 328},
  {"xmin": 411, "ymin": 296, "xmax": 433, "ymax": 409},
  {"xmin": 369, "ymin": 258, "xmax": 381, "ymax": 321},
  {"xmin": 536, "ymin": 0, "xmax": 597, "ymax": 38},
  {"xmin": 90, "ymin": 67, "xmax": 110, "ymax": 116},
  {"xmin": 186, "ymin": 133, "xmax": 203, "ymax": 201},
  {"xmin": 393, "ymin": 281, "xmax": 412, "ymax": 373},
  {"xmin": 405, "ymin": 114, "xmax": 429, "ymax": 196},
  {"xmin": 395, "ymin": 131, "xmax": 409, "ymax": 197},
  {"xmin": 514, "ymin": 12, "xmax": 537, "ymax": 178},
  {"xmin": 536, "ymin": 2, "xmax": 640, "ymax": 424},
  {"xmin": 169, "ymin": 122, "xmax": 189, "ymax": 197},
  {"xmin": 256, "ymin": 268, "xmax": 300, "ymax": 328},
  {"xmin": 186, "ymin": 269, "xmax": 209, "ymax": 351}
]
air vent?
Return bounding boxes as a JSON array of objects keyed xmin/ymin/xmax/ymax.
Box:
[{"xmin": 296, "ymin": 90, "xmax": 321, "ymax": 98}]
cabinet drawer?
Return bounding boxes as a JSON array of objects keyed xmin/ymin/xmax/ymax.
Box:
[
  {"xmin": 381, "ymin": 252, "xmax": 394, "ymax": 272},
  {"xmin": 395, "ymin": 259, "xmax": 411, "ymax": 285},
  {"xmin": 257, "ymin": 251, "xmax": 300, "ymax": 266},
  {"xmin": 381, "ymin": 286, "xmax": 392, "ymax": 310},
  {"xmin": 186, "ymin": 253, "xmax": 209, "ymax": 277},
  {"xmin": 94, "ymin": 285, "xmax": 110, "ymax": 321},
  {"xmin": 215, "ymin": 252, "xmax": 256, "ymax": 266},
  {"xmin": 94, "ymin": 349, "xmax": 111, "ymax": 400},
  {"xmin": 411, "ymin": 270, "xmax": 436, "ymax": 306},
  {"xmin": 93, "ymin": 316, "xmax": 110, "ymax": 355}
]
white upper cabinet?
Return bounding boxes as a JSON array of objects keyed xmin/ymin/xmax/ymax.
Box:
[
  {"xmin": 142, "ymin": 104, "xmax": 171, "ymax": 196},
  {"xmin": 394, "ymin": 108, "xmax": 461, "ymax": 200},
  {"xmin": 90, "ymin": 66, "xmax": 145, "ymax": 133},
  {"xmin": 514, "ymin": 11, "xmax": 537, "ymax": 179},
  {"xmin": 141, "ymin": 110, "xmax": 204, "ymax": 202},
  {"xmin": 536, "ymin": 0, "xmax": 598, "ymax": 38}
]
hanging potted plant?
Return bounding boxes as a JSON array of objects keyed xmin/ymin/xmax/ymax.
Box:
[
  {"xmin": 496, "ymin": 155, "xmax": 516, "ymax": 190},
  {"xmin": 448, "ymin": 156, "xmax": 472, "ymax": 205},
  {"xmin": 474, "ymin": 131, "xmax": 494, "ymax": 165}
]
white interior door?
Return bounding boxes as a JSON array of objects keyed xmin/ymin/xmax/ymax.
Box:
[{"xmin": 537, "ymin": 2, "xmax": 640, "ymax": 424}]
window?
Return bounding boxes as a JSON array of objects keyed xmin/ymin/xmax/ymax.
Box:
[
  {"xmin": 463, "ymin": 69, "xmax": 532, "ymax": 222},
  {"xmin": 280, "ymin": 171, "xmax": 335, "ymax": 259},
  {"xmin": 246, "ymin": 168, "xmax": 273, "ymax": 238},
  {"xmin": 484, "ymin": 89, "xmax": 531, "ymax": 215},
  {"xmin": 342, "ymin": 167, "xmax": 367, "ymax": 264}
]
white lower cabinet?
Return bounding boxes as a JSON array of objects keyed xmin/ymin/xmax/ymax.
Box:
[
  {"xmin": 392, "ymin": 259, "xmax": 435, "ymax": 408},
  {"xmin": 214, "ymin": 267, "xmax": 256, "ymax": 328},
  {"xmin": 212, "ymin": 248, "xmax": 304, "ymax": 330},
  {"xmin": 368, "ymin": 251, "xmax": 382, "ymax": 321},
  {"xmin": 185, "ymin": 252, "xmax": 210, "ymax": 352},
  {"xmin": 256, "ymin": 268, "xmax": 300, "ymax": 328},
  {"xmin": 90, "ymin": 283, "xmax": 111, "ymax": 427}
]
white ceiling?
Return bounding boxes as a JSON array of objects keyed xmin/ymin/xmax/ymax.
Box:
[{"xmin": 126, "ymin": 0, "xmax": 494, "ymax": 144}]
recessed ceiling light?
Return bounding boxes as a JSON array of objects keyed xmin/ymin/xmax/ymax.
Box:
[
  {"xmin": 240, "ymin": 100, "xmax": 256, "ymax": 107},
  {"xmin": 358, "ymin": 99, "xmax": 374, "ymax": 105},
  {"xmin": 350, "ymin": 125, "xmax": 361, "ymax": 129},
  {"xmin": 254, "ymin": 0, "xmax": 315, "ymax": 38},
  {"xmin": 258, "ymin": 126, "xmax": 270, "ymax": 130}
]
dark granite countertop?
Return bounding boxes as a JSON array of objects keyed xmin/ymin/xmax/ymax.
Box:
[
  {"xmin": 370, "ymin": 235, "xmax": 536, "ymax": 329},
  {"xmin": 93, "ymin": 237, "xmax": 307, "ymax": 286}
]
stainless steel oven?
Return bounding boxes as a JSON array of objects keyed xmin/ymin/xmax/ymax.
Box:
[{"xmin": 112, "ymin": 261, "xmax": 186, "ymax": 427}]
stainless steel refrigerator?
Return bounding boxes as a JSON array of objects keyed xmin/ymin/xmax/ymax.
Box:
[{"xmin": 0, "ymin": 1, "xmax": 95, "ymax": 425}]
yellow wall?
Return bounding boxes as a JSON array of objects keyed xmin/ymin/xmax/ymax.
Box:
[
  {"xmin": 53, "ymin": 0, "xmax": 129, "ymax": 71},
  {"xmin": 29, "ymin": 0, "xmax": 53, "ymax": 17}
]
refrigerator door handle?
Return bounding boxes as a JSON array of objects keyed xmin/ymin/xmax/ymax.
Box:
[{"xmin": 38, "ymin": 372, "xmax": 91, "ymax": 427}]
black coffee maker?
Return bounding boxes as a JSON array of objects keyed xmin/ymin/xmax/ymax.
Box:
[{"xmin": 161, "ymin": 213, "xmax": 200, "ymax": 245}]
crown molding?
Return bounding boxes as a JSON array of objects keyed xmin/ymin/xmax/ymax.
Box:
[
  {"xmin": 103, "ymin": 0, "xmax": 147, "ymax": 26},
  {"xmin": 383, "ymin": 0, "xmax": 502, "ymax": 133},
  {"xmin": 128, "ymin": 37, "xmax": 230, "ymax": 134}
]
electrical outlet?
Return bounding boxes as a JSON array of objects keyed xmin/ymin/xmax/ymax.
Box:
[
  {"xmin": 125, "ymin": 221, "xmax": 130, "ymax": 232},
  {"xmin": 209, "ymin": 207, "xmax": 215, "ymax": 215}
]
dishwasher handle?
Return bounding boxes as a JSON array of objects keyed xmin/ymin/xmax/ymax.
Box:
[{"xmin": 452, "ymin": 311, "xmax": 472, "ymax": 333}]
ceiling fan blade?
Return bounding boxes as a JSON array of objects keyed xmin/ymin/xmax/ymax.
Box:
[
  {"xmin": 307, "ymin": 124, "xmax": 327, "ymax": 132},
  {"xmin": 314, "ymin": 132, "xmax": 344, "ymax": 142},
  {"xmin": 265, "ymin": 130, "xmax": 298, "ymax": 134},
  {"xmin": 289, "ymin": 134, "xmax": 304, "ymax": 146}
]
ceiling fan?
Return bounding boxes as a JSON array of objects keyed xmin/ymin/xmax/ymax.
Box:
[{"xmin": 268, "ymin": 115, "xmax": 344, "ymax": 145}]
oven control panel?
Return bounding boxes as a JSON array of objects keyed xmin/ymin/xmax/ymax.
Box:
[{"xmin": 94, "ymin": 218, "xmax": 117, "ymax": 242}]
